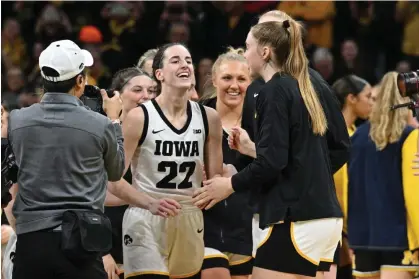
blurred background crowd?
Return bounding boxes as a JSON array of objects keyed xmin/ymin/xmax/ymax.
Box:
[{"xmin": 1, "ymin": 0, "xmax": 419, "ymax": 110}]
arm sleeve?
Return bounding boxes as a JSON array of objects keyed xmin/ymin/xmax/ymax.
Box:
[
  {"xmin": 401, "ymin": 129, "xmax": 419, "ymax": 250},
  {"xmin": 103, "ymin": 122, "xmax": 125, "ymax": 182},
  {"xmin": 231, "ymin": 85, "xmax": 289, "ymax": 192},
  {"xmin": 320, "ymin": 79, "xmax": 351, "ymax": 174}
]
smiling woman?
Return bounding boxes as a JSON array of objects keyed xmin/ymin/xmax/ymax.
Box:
[
  {"xmin": 199, "ymin": 47, "xmax": 253, "ymax": 279},
  {"xmin": 116, "ymin": 42, "xmax": 224, "ymax": 279}
]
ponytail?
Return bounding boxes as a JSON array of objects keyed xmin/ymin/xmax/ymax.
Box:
[
  {"xmin": 251, "ymin": 20, "xmax": 328, "ymax": 135},
  {"xmin": 286, "ymin": 20, "xmax": 327, "ymax": 135}
]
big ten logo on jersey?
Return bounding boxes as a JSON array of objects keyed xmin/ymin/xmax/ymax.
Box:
[{"xmin": 154, "ymin": 140, "xmax": 200, "ymax": 190}]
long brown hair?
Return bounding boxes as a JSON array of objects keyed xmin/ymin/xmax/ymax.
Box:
[{"xmin": 251, "ymin": 20, "xmax": 328, "ymax": 135}]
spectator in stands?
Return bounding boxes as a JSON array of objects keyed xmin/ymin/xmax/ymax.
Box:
[
  {"xmin": 278, "ymin": 1, "xmax": 336, "ymax": 49},
  {"xmin": 84, "ymin": 45, "xmax": 112, "ymax": 88},
  {"xmin": 1, "ymin": 18, "xmax": 27, "ymax": 71},
  {"xmin": 312, "ymin": 47, "xmax": 337, "ymax": 84},
  {"xmin": 199, "ymin": 2, "xmax": 256, "ymax": 59},
  {"xmin": 25, "ymin": 42, "xmax": 43, "ymax": 89},
  {"xmin": 396, "ymin": 1, "xmax": 419, "ymax": 70},
  {"xmin": 35, "ymin": 4, "xmax": 72, "ymax": 46},
  {"xmin": 159, "ymin": 1, "xmax": 192, "ymax": 30},
  {"xmin": 2, "ymin": 68, "xmax": 26, "ymax": 109},
  {"xmin": 167, "ymin": 22, "xmax": 190, "ymax": 45},
  {"xmin": 100, "ymin": 2, "xmax": 138, "ymax": 73},
  {"xmin": 335, "ymin": 39, "xmax": 377, "ymax": 84}
]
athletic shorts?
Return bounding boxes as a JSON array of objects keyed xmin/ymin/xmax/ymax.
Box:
[
  {"xmin": 352, "ymin": 249, "xmax": 419, "ymax": 277},
  {"xmin": 202, "ymin": 247, "xmax": 253, "ymax": 275},
  {"xmin": 251, "ymin": 214, "xmax": 270, "ymax": 258},
  {"xmin": 254, "ymin": 218, "xmax": 343, "ymax": 277},
  {"xmin": 122, "ymin": 206, "xmax": 204, "ymax": 279}
]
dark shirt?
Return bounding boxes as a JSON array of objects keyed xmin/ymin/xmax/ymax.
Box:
[
  {"xmin": 232, "ymin": 73, "xmax": 344, "ymax": 228},
  {"xmin": 201, "ymin": 97, "xmax": 253, "ymax": 255},
  {"xmin": 8, "ymin": 93, "xmax": 125, "ymax": 234},
  {"xmin": 242, "ymin": 70, "xmax": 350, "ymax": 174}
]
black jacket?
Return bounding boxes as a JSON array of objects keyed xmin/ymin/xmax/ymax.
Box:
[
  {"xmin": 200, "ymin": 97, "xmax": 253, "ymax": 256},
  {"xmin": 232, "ymin": 72, "xmax": 348, "ymax": 229},
  {"xmin": 241, "ymin": 70, "xmax": 350, "ymax": 175}
]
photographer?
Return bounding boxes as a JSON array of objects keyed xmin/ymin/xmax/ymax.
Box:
[{"xmin": 8, "ymin": 40, "xmax": 125, "ymax": 279}]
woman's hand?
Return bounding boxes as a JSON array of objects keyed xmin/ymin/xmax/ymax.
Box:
[
  {"xmin": 102, "ymin": 254, "xmax": 121, "ymax": 279},
  {"xmin": 192, "ymin": 177, "xmax": 234, "ymax": 210},
  {"xmin": 414, "ymin": 153, "xmax": 419, "ymax": 176},
  {"xmin": 228, "ymin": 127, "xmax": 256, "ymax": 158}
]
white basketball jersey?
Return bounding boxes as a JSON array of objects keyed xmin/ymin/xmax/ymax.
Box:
[{"xmin": 131, "ymin": 99, "xmax": 207, "ymax": 203}]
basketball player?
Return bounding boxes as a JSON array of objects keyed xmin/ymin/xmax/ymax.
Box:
[
  {"xmin": 199, "ymin": 47, "xmax": 253, "ymax": 279},
  {"xmin": 194, "ymin": 18, "xmax": 344, "ymax": 279},
  {"xmin": 228, "ymin": 10, "xmax": 350, "ymax": 279},
  {"xmin": 113, "ymin": 43, "xmax": 223, "ymax": 279}
]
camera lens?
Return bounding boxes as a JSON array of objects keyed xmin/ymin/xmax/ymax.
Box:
[{"xmin": 397, "ymin": 70, "xmax": 419, "ymax": 98}]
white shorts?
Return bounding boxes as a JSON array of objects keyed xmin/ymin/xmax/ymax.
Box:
[
  {"xmin": 122, "ymin": 206, "xmax": 204, "ymax": 278},
  {"xmin": 202, "ymin": 247, "xmax": 253, "ymax": 275},
  {"xmin": 254, "ymin": 218, "xmax": 343, "ymax": 277},
  {"xmin": 251, "ymin": 214, "xmax": 270, "ymax": 258}
]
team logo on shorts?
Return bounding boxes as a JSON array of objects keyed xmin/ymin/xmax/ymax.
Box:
[{"xmin": 124, "ymin": 234, "xmax": 133, "ymax": 246}]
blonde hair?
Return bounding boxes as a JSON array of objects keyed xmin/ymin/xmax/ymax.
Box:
[
  {"xmin": 251, "ymin": 20, "xmax": 327, "ymax": 135},
  {"xmin": 260, "ymin": 10, "xmax": 293, "ymax": 22},
  {"xmin": 137, "ymin": 48, "xmax": 158, "ymax": 69},
  {"xmin": 199, "ymin": 47, "xmax": 247, "ymax": 102},
  {"xmin": 369, "ymin": 71, "xmax": 410, "ymax": 150}
]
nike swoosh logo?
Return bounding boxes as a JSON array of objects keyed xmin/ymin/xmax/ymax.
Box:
[
  {"xmin": 152, "ymin": 129, "xmax": 165, "ymax": 134},
  {"xmin": 254, "ymin": 93, "xmax": 259, "ymax": 97},
  {"xmin": 197, "ymin": 228, "xmax": 203, "ymax": 233}
]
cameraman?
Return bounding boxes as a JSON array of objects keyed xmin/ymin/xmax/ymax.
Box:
[{"xmin": 8, "ymin": 40, "xmax": 125, "ymax": 279}]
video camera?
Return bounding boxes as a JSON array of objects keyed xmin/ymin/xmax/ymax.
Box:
[
  {"xmin": 80, "ymin": 85, "xmax": 115, "ymax": 116},
  {"xmin": 392, "ymin": 70, "xmax": 419, "ymax": 115}
]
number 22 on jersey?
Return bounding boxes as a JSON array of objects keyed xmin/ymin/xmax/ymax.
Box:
[{"xmin": 154, "ymin": 139, "xmax": 199, "ymax": 189}]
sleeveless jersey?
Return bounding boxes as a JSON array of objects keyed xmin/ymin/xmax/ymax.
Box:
[{"xmin": 131, "ymin": 99, "xmax": 208, "ymax": 203}]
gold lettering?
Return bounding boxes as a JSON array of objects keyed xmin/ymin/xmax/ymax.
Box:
[{"xmin": 402, "ymin": 250, "xmax": 419, "ymax": 265}]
